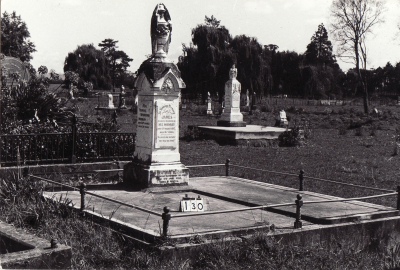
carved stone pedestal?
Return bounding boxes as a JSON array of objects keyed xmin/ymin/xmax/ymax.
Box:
[
  {"xmin": 217, "ymin": 65, "xmax": 246, "ymax": 127},
  {"xmin": 123, "ymin": 3, "xmax": 188, "ymax": 189}
]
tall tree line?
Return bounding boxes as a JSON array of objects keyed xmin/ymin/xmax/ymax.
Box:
[{"xmin": 178, "ymin": 17, "xmax": 345, "ymax": 101}]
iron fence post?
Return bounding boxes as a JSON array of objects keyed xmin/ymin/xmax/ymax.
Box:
[
  {"xmin": 294, "ymin": 194, "xmax": 303, "ymax": 229},
  {"xmin": 162, "ymin": 206, "xmax": 171, "ymax": 237},
  {"xmin": 80, "ymin": 182, "xmax": 86, "ymax": 211},
  {"xmin": 225, "ymin": 159, "xmax": 230, "ymax": 176},
  {"xmin": 299, "ymin": 169, "xmax": 304, "ymax": 191},
  {"xmin": 50, "ymin": 239, "xmax": 58, "ymax": 248},
  {"xmin": 397, "ymin": 186, "xmax": 400, "ymax": 210}
]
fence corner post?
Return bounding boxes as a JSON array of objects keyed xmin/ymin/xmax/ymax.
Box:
[
  {"xmin": 225, "ymin": 159, "xmax": 230, "ymax": 176},
  {"xmin": 397, "ymin": 186, "xmax": 400, "ymax": 210},
  {"xmin": 299, "ymin": 169, "xmax": 304, "ymax": 191},
  {"xmin": 162, "ymin": 206, "xmax": 171, "ymax": 237},
  {"xmin": 294, "ymin": 194, "xmax": 303, "ymax": 229},
  {"xmin": 79, "ymin": 182, "xmax": 86, "ymax": 211}
]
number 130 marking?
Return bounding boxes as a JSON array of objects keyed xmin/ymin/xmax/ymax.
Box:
[{"xmin": 181, "ymin": 199, "xmax": 204, "ymax": 212}]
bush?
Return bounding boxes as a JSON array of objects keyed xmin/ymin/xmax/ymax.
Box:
[
  {"xmin": 355, "ymin": 127, "xmax": 364, "ymax": 136},
  {"xmin": 338, "ymin": 126, "xmax": 348, "ymax": 135},
  {"xmin": 278, "ymin": 127, "xmax": 300, "ymax": 147},
  {"xmin": 183, "ymin": 126, "xmax": 204, "ymax": 141},
  {"xmin": 260, "ymin": 105, "xmax": 272, "ymax": 113}
]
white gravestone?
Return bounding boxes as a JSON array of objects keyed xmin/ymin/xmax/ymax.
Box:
[
  {"xmin": 217, "ymin": 65, "xmax": 246, "ymax": 127},
  {"xmin": 123, "ymin": 3, "xmax": 188, "ymax": 189},
  {"xmin": 246, "ymin": 89, "xmax": 250, "ymax": 107},
  {"xmin": 279, "ymin": 110, "xmax": 288, "ymax": 127},
  {"xmin": 108, "ymin": 94, "xmax": 115, "ymax": 108},
  {"xmin": 207, "ymin": 92, "xmax": 213, "ymax": 115}
]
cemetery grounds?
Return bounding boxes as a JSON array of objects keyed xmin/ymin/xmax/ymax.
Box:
[{"xmin": 2, "ymin": 95, "xmax": 400, "ymax": 269}]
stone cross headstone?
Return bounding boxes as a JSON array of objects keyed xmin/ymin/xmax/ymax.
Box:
[
  {"xmin": 124, "ymin": 3, "xmax": 188, "ymax": 189},
  {"xmin": 207, "ymin": 92, "xmax": 213, "ymax": 115},
  {"xmin": 108, "ymin": 94, "xmax": 115, "ymax": 108},
  {"xmin": 217, "ymin": 65, "xmax": 246, "ymax": 127}
]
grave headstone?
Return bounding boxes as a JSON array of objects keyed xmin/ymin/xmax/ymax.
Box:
[
  {"xmin": 107, "ymin": 94, "xmax": 115, "ymax": 108},
  {"xmin": 222, "ymin": 95, "xmax": 225, "ymax": 113},
  {"xmin": 119, "ymin": 86, "xmax": 127, "ymax": 109},
  {"xmin": 217, "ymin": 65, "xmax": 246, "ymax": 127},
  {"xmin": 123, "ymin": 3, "xmax": 188, "ymax": 189},
  {"xmin": 246, "ymin": 89, "xmax": 250, "ymax": 108},
  {"xmin": 278, "ymin": 110, "xmax": 288, "ymax": 127},
  {"xmin": 207, "ymin": 92, "xmax": 213, "ymax": 115},
  {"xmin": 69, "ymin": 85, "xmax": 75, "ymax": 100}
]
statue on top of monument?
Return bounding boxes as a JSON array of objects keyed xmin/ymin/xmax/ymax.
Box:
[
  {"xmin": 151, "ymin": 3, "xmax": 172, "ymax": 57},
  {"xmin": 229, "ymin": 65, "xmax": 238, "ymax": 80}
]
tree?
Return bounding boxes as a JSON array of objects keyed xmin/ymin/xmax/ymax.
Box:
[
  {"xmin": 64, "ymin": 44, "xmax": 112, "ymax": 90},
  {"xmin": 179, "ymin": 16, "xmax": 234, "ymax": 100},
  {"xmin": 98, "ymin": 39, "xmax": 133, "ymax": 91},
  {"xmin": 305, "ymin": 24, "xmax": 336, "ymax": 67},
  {"xmin": 330, "ymin": 0, "xmax": 385, "ymax": 113},
  {"xmin": 1, "ymin": 11, "xmax": 36, "ymax": 62},
  {"xmin": 204, "ymin": 15, "xmax": 221, "ymax": 28},
  {"xmin": 1, "ymin": 65, "xmax": 69, "ymax": 133},
  {"xmin": 230, "ymin": 35, "xmax": 271, "ymax": 98}
]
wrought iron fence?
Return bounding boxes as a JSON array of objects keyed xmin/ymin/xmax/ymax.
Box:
[{"xmin": 0, "ymin": 132, "xmax": 135, "ymax": 166}]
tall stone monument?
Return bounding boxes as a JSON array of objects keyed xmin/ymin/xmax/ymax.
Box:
[
  {"xmin": 217, "ymin": 65, "xmax": 246, "ymax": 127},
  {"xmin": 124, "ymin": 3, "xmax": 189, "ymax": 189}
]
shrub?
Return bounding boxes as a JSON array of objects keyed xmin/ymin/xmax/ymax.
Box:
[
  {"xmin": 370, "ymin": 125, "xmax": 378, "ymax": 136},
  {"xmin": 183, "ymin": 126, "xmax": 204, "ymax": 141},
  {"xmin": 241, "ymin": 106, "xmax": 250, "ymax": 112},
  {"xmin": 355, "ymin": 127, "xmax": 364, "ymax": 136},
  {"xmin": 196, "ymin": 105, "xmax": 207, "ymax": 115},
  {"xmin": 278, "ymin": 127, "xmax": 300, "ymax": 147},
  {"xmin": 339, "ymin": 126, "xmax": 347, "ymax": 135},
  {"xmin": 286, "ymin": 106, "xmax": 297, "ymax": 113}
]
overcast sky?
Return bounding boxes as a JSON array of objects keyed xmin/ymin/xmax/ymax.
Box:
[{"xmin": 2, "ymin": 0, "xmax": 400, "ymax": 74}]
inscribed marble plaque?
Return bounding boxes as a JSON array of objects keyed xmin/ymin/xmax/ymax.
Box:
[
  {"xmin": 155, "ymin": 100, "xmax": 177, "ymax": 149},
  {"xmin": 137, "ymin": 101, "xmax": 152, "ymax": 129}
]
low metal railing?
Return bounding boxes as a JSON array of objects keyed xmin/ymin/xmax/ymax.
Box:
[
  {"xmin": 26, "ymin": 160, "xmax": 400, "ymax": 237},
  {"xmin": 30, "ymin": 174, "xmax": 161, "ymax": 217}
]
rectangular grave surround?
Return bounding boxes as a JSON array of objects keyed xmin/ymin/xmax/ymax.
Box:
[
  {"xmin": 0, "ymin": 221, "xmax": 71, "ymax": 269},
  {"xmin": 43, "ymin": 176, "xmax": 398, "ymax": 245}
]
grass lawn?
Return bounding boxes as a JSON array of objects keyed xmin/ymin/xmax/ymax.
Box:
[{"xmin": 2, "ymin": 99, "xmax": 400, "ymax": 269}]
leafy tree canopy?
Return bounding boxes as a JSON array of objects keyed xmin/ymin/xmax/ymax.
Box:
[
  {"xmin": 98, "ymin": 39, "xmax": 133, "ymax": 89},
  {"xmin": 64, "ymin": 43, "xmax": 112, "ymax": 90},
  {"xmin": 305, "ymin": 23, "xmax": 336, "ymax": 67},
  {"xmin": 1, "ymin": 11, "xmax": 36, "ymax": 62}
]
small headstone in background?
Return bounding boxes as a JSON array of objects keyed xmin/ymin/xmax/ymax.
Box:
[
  {"xmin": 207, "ymin": 92, "xmax": 213, "ymax": 115},
  {"xmin": 69, "ymin": 85, "xmax": 75, "ymax": 99},
  {"xmin": 246, "ymin": 89, "xmax": 250, "ymax": 108},
  {"xmin": 108, "ymin": 94, "xmax": 115, "ymax": 108},
  {"xmin": 279, "ymin": 110, "xmax": 288, "ymax": 127}
]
